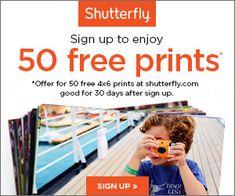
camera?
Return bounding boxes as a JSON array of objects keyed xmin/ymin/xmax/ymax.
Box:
[{"xmin": 152, "ymin": 140, "xmax": 176, "ymax": 158}]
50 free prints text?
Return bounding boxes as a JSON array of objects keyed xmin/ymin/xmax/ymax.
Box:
[{"xmin": 19, "ymin": 48, "xmax": 221, "ymax": 77}]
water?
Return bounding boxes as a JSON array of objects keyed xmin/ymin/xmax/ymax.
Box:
[{"xmin": 36, "ymin": 120, "xmax": 129, "ymax": 189}]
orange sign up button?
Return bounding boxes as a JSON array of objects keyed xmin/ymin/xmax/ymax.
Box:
[{"xmin": 86, "ymin": 176, "xmax": 149, "ymax": 195}]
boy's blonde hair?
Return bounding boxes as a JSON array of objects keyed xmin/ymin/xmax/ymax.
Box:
[{"xmin": 140, "ymin": 114, "xmax": 195, "ymax": 153}]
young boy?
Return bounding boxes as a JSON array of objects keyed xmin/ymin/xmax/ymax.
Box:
[{"xmin": 124, "ymin": 114, "xmax": 207, "ymax": 195}]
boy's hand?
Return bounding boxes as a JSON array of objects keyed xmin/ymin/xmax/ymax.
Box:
[
  {"xmin": 167, "ymin": 142, "xmax": 187, "ymax": 167},
  {"xmin": 132, "ymin": 134, "xmax": 158, "ymax": 160}
]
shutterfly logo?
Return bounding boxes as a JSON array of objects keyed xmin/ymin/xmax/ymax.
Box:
[{"xmin": 78, "ymin": 0, "xmax": 156, "ymax": 27}]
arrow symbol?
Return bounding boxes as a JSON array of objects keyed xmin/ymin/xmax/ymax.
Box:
[{"xmin": 133, "ymin": 184, "xmax": 138, "ymax": 189}]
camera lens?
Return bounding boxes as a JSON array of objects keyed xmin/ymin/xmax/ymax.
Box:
[{"xmin": 157, "ymin": 147, "xmax": 166, "ymax": 154}]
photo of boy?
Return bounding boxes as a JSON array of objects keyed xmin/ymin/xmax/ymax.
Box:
[{"xmin": 123, "ymin": 114, "xmax": 207, "ymax": 195}]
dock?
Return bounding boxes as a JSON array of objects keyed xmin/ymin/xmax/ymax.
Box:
[{"xmin": 55, "ymin": 117, "xmax": 224, "ymax": 195}]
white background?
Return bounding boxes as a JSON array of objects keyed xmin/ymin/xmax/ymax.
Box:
[{"xmin": 1, "ymin": 1, "xmax": 234, "ymax": 195}]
